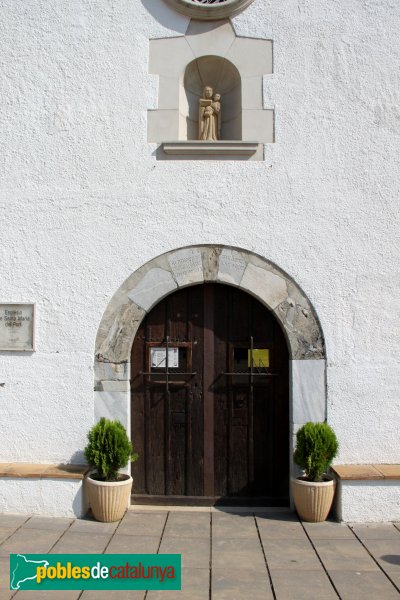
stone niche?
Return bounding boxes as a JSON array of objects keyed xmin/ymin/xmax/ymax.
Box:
[
  {"xmin": 184, "ymin": 56, "xmax": 241, "ymax": 140},
  {"xmin": 148, "ymin": 20, "xmax": 273, "ymax": 160}
]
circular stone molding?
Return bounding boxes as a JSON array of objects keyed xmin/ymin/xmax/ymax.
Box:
[{"xmin": 163, "ymin": 0, "xmax": 256, "ymax": 20}]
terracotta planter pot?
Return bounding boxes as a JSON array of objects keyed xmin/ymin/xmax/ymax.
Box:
[
  {"xmin": 291, "ymin": 476, "xmax": 336, "ymax": 523},
  {"xmin": 86, "ymin": 474, "xmax": 132, "ymax": 522}
]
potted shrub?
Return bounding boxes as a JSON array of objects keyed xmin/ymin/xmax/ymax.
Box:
[
  {"xmin": 84, "ymin": 417, "xmax": 139, "ymax": 522},
  {"xmin": 291, "ymin": 421, "xmax": 339, "ymax": 522}
]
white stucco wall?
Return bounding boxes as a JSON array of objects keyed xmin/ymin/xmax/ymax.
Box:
[
  {"xmin": 336, "ymin": 481, "xmax": 400, "ymax": 523},
  {"xmin": 0, "ymin": 478, "xmax": 87, "ymax": 518},
  {"xmin": 0, "ymin": 0, "xmax": 399, "ymax": 517}
]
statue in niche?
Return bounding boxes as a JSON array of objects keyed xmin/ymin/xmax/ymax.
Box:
[{"xmin": 198, "ymin": 86, "xmax": 221, "ymax": 141}]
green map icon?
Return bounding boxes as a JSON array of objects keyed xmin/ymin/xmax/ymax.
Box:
[{"xmin": 10, "ymin": 554, "xmax": 49, "ymax": 590}]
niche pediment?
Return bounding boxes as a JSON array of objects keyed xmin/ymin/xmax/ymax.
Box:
[{"xmin": 147, "ymin": 20, "xmax": 274, "ymax": 160}]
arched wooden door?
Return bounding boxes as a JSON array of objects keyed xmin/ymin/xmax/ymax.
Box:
[{"xmin": 131, "ymin": 283, "xmax": 289, "ymax": 505}]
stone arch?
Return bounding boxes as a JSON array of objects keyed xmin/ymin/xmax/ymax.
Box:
[{"xmin": 94, "ymin": 245, "xmax": 327, "ymax": 472}]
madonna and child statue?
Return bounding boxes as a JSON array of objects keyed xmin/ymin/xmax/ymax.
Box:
[{"xmin": 198, "ymin": 86, "xmax": 221, "ymax": 141}]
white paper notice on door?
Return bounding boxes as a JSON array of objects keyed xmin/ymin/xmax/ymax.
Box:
[{"xmin": 150, "ymin": 347, "xmax": 179, "ymax": 369}]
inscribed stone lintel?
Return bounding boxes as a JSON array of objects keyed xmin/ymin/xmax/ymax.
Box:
[{"xmin": 0, "ymin": 303, "xmax": 35, "ymax": 351}]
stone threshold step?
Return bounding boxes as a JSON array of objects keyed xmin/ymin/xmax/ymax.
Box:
[{"xmin": 129, "ymin": 505, "xmax": 292, "ymax": 513}]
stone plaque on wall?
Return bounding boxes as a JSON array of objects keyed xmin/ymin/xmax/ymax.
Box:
[{"xmin": 0, "ymin": 304, "xmax": 35, "ymax": 351}]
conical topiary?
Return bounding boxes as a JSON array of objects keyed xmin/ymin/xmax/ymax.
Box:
[
  {"xmin": 293, "ymin": 422, "xmax": 338, "ymax": 482},
  {"xmin": 84, "ymin": 417, "xmax": 138, "ymax": 482}
]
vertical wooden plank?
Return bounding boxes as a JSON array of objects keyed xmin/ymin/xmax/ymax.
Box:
[
  {"xmin": 148, "ymin": 387, "xmax": 165, "ymax": 494},
  {"xmin": 203, "ymin": 283, "xmax": 214, "ymax": 497},
  {"xmin": 164, "ymin": 306, "xmax": 172, "ymax": 496},
  {"xmin": 228, "ymin": 287, "xmax": 250, "ymax": 495},
  {"xmin": 168, "ymin": 287, "xmax": 188, "ymax": 341},
  {"xmin": 168, "ymin": 388, "xmax": 186, "ymax": 495},
  {"xmin": 166, "ymin": 288, "xmax": 187, "ymax": 495},
  {"xmin": 130, "ymin": 320, "xmax": 146, "ymax": 493},
  {"xmin": 185, "ymin": 287, "xmax": 191, "ymax": 496},
  {"xmin": 146, "ymin": 300, "xmax": 166, "ymax": 342},
  {"xmin": 189, "ymin": 285, "xmax": 204, "ymax": 496},
  {"xmin": 230, "ymin": 286, "xmax": 250, "ymax": 341},
  {"xmin": 248, "ymin": 325, "xmax": 255, "ymax": 487},
  {"xmin": 273, "ymin": 316, "xmax": 290, "ymax": 497},
  {"xmin": 213, "ymin": 284, "xmax": 229, "ymax": 496},
  {"xmin": 227, "ymin": 288, "xmax": 234, "ymax": 495},
  {"xmin": 186, "ymin": 386, "xmax": 192, "ymax": 495},
  {"xmin": 252, "ymin": 297, "xmax": 274, "ymax": 342},
  {"xmin": 146, "ymin": 299, "xmax": 166, "ymax": 495},
  {"xmin": 253, "ymin": 381, "xmax": 272, "ymax": 495}
]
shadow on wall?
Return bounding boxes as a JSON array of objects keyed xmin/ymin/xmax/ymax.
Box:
[
  {"xmin": 73, "ymin": 483, "xmax": 89, "ymax": 518},
  {"xmin": 69, "ymin": 450, "xmax": 86, "ymax": 465},
  {"xmin": 140, "ymin": 0, "xmax": 189, "ymax": 33},
  {"xmin": 69, "ymin": 451, "xmax": 89, "ymax": 517}
]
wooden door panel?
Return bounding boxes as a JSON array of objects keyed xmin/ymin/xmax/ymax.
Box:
[
  {"xmin": 146, "ymin": 300, "xmax": 165, "ymax": 342},
  {"xmin": 168, "ymin": 388, "xmax": 186, "ymax": 495},
  {"xmin": 229, "ymin": 287, "xmax": 250, "ymax": 341},
  {"xmin": 252, "ymin": 299, "xmax": 275, "ymax": 342},
  {"xmin": 146, "ymin": 388, "xmax": 165, "ymax": 495},
  {"xmin": 213, "ymin": 284, "xmax": 229, "ymax": 497},
  {"xmin": 168, "ymin": 287, "xmax": 188, "ymax": 341},
  {"xmin": 131, "ymin": 286, "xmax": 205, "ymax": 497},
  {"xmin": 214, "ymin": 394, "xmax": 228, "ymax": 497},
  {"xmin": 188, "ymin": 286, "xmax": 205, "ymax": 496},
  {"xmin": 131, "ymin": 283, "xmax": 289, "ymax": 503}
]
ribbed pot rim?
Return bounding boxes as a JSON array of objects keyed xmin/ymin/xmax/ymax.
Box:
[
  {"xmin": 291, "ymin": 476, "xmax": 335, "ymax": 487},
  {"xmin": 86, "ymin": 474, "xmax": 133, "ymax": 488}
]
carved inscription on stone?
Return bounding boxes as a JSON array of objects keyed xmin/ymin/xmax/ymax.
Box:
[
  {"xmin": 218, "ymin": 250, "xmax": 247, "ymax": 284},
  {"xmin": 0, "ymin": 304, "xmax": 35, "ymax": 351},
  {"xmin": 168, "ymin": 250, "xmax": 204, "ymax": 286}
]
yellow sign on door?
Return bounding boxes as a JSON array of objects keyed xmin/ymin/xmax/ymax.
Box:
[{"xmin": 248, "ymin": 349, "xmax": 269, "ymax": 368}]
